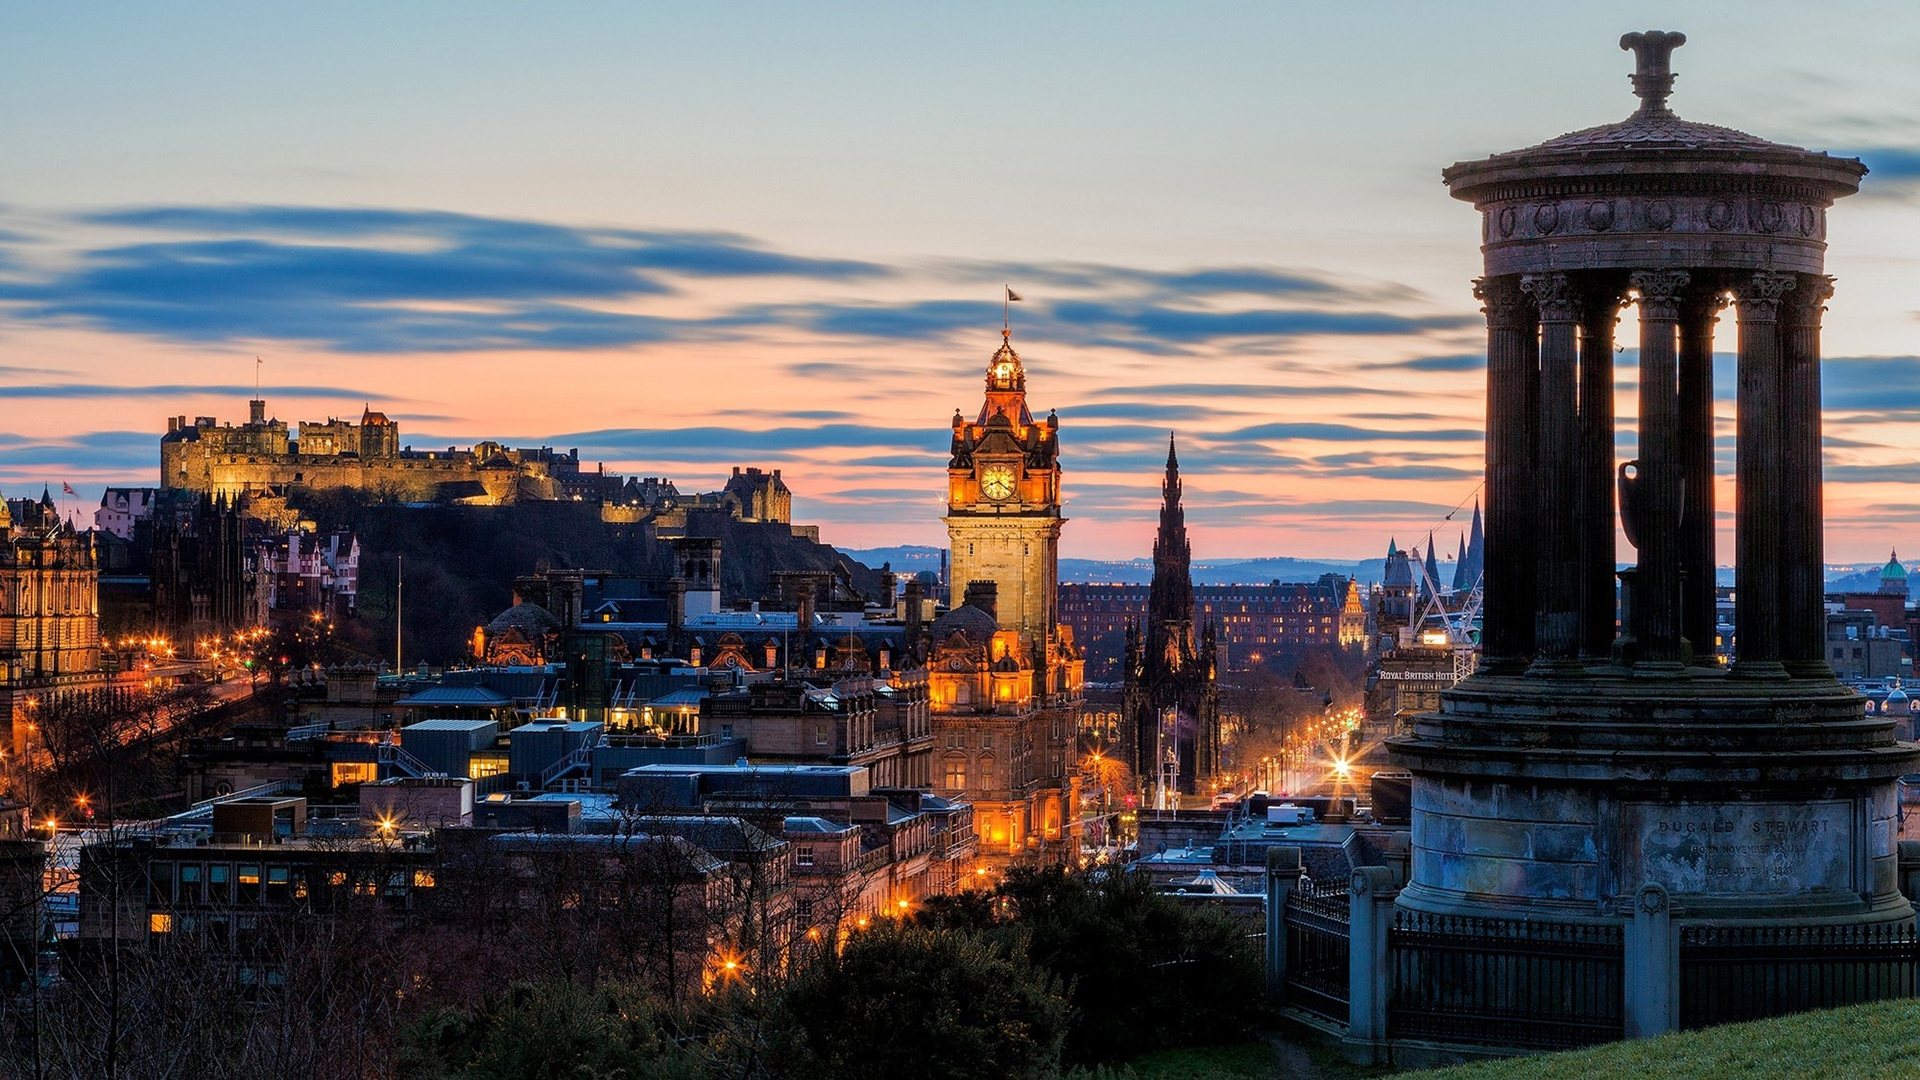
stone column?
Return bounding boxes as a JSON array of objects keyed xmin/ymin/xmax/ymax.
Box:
[
  {"xmin": 1628, "ymin": 270, "xmax": 1689, "ymax": 668},
  {"xmin": 1525, "ymin": 273, "xmax": 1582, "ymax": 667},
  {"xmin": 1343, "ymin": 867, "xmax": 1398, "ymax": 1064},
  {"xmin": 1781, "ymin": 275, "xmax": 1837, "ymax": 678},
  {"xmin": 1677, "ymin": 288, "xmax": 1725, "ymax": 663},
  {"xmin": 1732, "ymin": 272, "xmax": 1797, "ymax": 678},
  {"xmin": 1264, "ymin": 846, "xmax": 1303, "ymax": 993},
  {"xmin": 1623, "ymin": 884, "xmax": 1677, "ymax": 1038},
  {"xmin": 1578, "ymin": 283, "xmax": 1624, "ymax": 659},
  {"xmin": 1476, "ymin": 276, "xmax": 1538, "ymax": 671}
]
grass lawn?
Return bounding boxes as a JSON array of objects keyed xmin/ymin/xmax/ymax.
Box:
[
  {"xmin": 1415, "ymin": 1000, "xmax": 1920, "ymax": 1080},
  {"xmin": 1115, "ymin": 1037, "xmax": 1391, "ymax": 1079}
]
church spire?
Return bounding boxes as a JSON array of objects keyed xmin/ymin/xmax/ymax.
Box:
[
  {"xmin": 1160, "ymin": 433, "xmax": 1183, "ymax": 528},
  {"xmin": 1148, "ymin": 433, "xmax": 1196, "ymax": 670}
]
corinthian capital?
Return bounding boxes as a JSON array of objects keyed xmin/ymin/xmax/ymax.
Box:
[
  {"xmin": 1733, "ymin": 271, "xmax": 1797, "ymax": 322},
  {"xmin": 1473, "ymin": 275, "xmax": 1530, "ymax": 328},
  {"xmin": 1629, "ymin": 269, "xmax": 1690, "ymax": 315},
  {"xmin": 1520, "ymin": 272, "xmax": 1580, "ymax": 322},
  {"xmin": 1781, "ymin": 274, "xmax": 1836, "ymax": 326}
]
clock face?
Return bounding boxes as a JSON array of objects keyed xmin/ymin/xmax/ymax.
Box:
[{"xmin": 981, "ymin": 464, "xmax": 1017, "ymax": 501}]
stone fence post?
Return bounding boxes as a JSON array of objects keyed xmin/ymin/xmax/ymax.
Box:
[
  {"xmin": 1344, "ymin": 866, "xmax": 1399, "ymax": 1064},
  {"xmin": 1264, "ymin": 846, "xmax": 1303, "ymax": 993},
  {"xmin": 1624, "ymin": 883, "xmax": 1677, "ymax": 1038},
  {"xmin": 1897, "ymin": 841, "xmax": 1920, "ymax": 906}
]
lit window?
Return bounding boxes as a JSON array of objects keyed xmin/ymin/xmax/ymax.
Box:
[
  {"xmin": 413, "ymin": 870, "xmax": 436, "ymax": 888},
  {"xmin": 149, "ymin": 912, "xmax": 172, "ymax": 934}
]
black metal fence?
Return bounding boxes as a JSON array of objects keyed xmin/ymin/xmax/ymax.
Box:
[
  {"xmin": 1679, "ymin": 920, "xmax": 1920, "ymax": 1029},
  {"xmin": 1282, "ymin": 879, "xmax": 1350, "ymax": 1024},
  {"xmin": 1388, "ymin": 910, "xmax": 1624, "ymax": 1050}
]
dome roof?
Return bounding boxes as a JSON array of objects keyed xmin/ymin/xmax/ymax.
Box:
[
  {"xmin": 929, "ymin": 604, "xmax": 997, "ymax": 646},
  {"xmin": 487, "ymin": 601, "xmax": 561, "ymax": 636},
  {"xmin": 1443, "ymin": 31, "xmax": 1865, "ymax": 201},
  {"xmin": 1882, "ymin": 552, "xmax": 1907, "ymax": 581}
]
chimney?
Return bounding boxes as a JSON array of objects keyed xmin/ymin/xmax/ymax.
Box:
[
  {"xmin": 666, "ymin": 578, "xmax": 686, "ymax": 654},
  {"xmin": 797, "ymin": 580, "xmax": 816, "ymax": 635},
  {"xmin": 963, "ymin": 580, "xmax": 998, "ymax": 621},
  {"xmin": 904, "ymin": 580, "xmax": 925, "ymax": 665}
]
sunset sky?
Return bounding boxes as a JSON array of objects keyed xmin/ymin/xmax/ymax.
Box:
[{"xmin": 3, "ymin": 3, "xmax": 1918, "ymax": 562}]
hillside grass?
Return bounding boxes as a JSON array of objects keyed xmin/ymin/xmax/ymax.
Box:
[{"xmin": 1416, "ymin": 999, "xmax": 1920, "ymax": 1080}]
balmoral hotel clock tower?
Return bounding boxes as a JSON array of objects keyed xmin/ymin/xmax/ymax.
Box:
[{"xmin": 944, "ymin": 328, "xmax": 1066, "ymax": 678}]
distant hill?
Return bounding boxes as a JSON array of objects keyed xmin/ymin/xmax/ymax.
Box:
[
  {"xmin": 842, "ymin": 545, "xmax": 1393, "ymax": 586},
  {"xmin": 296, "ymin": 492, "xmax": 879, "ymax": 665},
  {"xmin": 842, "ymin": 546, "xmax": 1904, "ymax": 594}
]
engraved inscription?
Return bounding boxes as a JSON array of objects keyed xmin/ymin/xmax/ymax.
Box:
[{"xmin": 1627, "ymin": 801, "xmax": 1854, "ymax": 895}]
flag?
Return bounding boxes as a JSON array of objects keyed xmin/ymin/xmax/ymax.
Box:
[
  {"xmin": 1006, "ymin": 287, "xmax": 1023, "ymax": 303},
  {"xmin": 61, "ymin": 482, "xmax": 77, "ymax": 496}
]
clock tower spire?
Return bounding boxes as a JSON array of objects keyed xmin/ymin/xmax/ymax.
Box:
[{"xmin": 944, "ymin": 325, "xmax": 1066, "ymax": 672}]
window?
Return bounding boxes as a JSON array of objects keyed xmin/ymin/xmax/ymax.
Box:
[
  {"xmin": 943, "ymin": 759, "xmax": 967, "ymax": 789},
  {"xmin": 413, "ymin": 870, "xmax": 437, "ymax": 888},
  {"xmin": 149, "ymin": 912, "xmax": 172, "ymax": 935},
  {"xmin": 796, "ymin": 846, "xmax": 815, "ymax": 868},
  {"xmin": 209, "ymin": 864, "xmax": 231, "ymax": 903},
  {"xmin": 238, "ymin": 864, "xmax": 261, "ymax": 902},
  {"xmin": 815, "ymin": 725, "xmax": 828, "ymax": 746}
]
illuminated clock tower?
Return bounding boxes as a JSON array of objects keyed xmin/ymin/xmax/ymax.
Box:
[{"xmin": 944, "ymin": 329, "xmax": 1064, "ymax": 664}]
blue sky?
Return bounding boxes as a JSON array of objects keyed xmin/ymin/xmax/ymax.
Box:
[{"xmin": 2, "ymin": 3, "xmax": 1917, "ymax": 560}]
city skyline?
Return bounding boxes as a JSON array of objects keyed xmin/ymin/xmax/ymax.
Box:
[{"xmin": 4, "ymin": 4, "xmax": 1919, "ymax": 560}]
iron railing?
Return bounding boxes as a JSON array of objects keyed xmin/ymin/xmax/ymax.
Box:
[
  {"xmin": 1282, "ymin": 879, "xmax": 1350, "ymax": 1024},
  {"xmin": 1388, "ymin": 910, "xmax": 1623, "ymax": 1050},
  {"xmin": 1679, "ymin": 920, "xmax": 1920, "ymax": 1029}
]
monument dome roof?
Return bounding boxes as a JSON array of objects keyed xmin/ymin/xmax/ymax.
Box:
[
  {"xmin": 1444, "ymin": 31, "xmax": 1865, "ymax": 200},
  {"xmin": 1883, "ymin": 553, "xmax": 1908, "ymax": 581},
  {"xmin": 487, "ymin": 601, "xmax": 561, "ymax": 636},
  {"xmin": 929, "ymin": 604, "xmax": 997, "ymax": 646}
]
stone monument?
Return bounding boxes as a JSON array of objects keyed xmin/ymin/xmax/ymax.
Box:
[{"xmin": 1388, "ymin": 30, "xmax": 1920, "ymax": 1033}]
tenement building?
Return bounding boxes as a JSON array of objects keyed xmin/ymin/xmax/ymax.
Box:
[
  {"xmin": 1373, "ymin": 31, "xmax": 1919, "ymax": 1055},
  {"xmin": 933, "ymin": 328, "xmax": 1085, "ymax": 870},
  {"xmin": 1, "ymin": 490, "xmax": 107, "ymax": 750},
  {"xmin": 1119, "ymin": 437, "xmax": 1220, "ymax": 799}
]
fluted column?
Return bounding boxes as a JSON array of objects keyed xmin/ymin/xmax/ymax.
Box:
[
  {"xmin": 1677, "ymin": 287, "xmax": 1725, "ymax": 663},
  {"xmin": 1523, "ymin": 273, "xmax": 1581, "ymax": 666},
  {"xmin": 1477, "ymin": 275, "xmax": 1538, "ymax": 670},
  {"xmin": 1628, "ymin": 270, "xmax": 1688, "ymax": 668},
  {"xmin": 1577, "ymin": 282, "xmax": 1625, "ymax": 659},
  {"xmin": 1781, "ymin": 274, "xmax": 1836, "ymax": 677},
  {"xmin": 1732, "ymin": 271, "xmax": 1796, "ymax": 678}
]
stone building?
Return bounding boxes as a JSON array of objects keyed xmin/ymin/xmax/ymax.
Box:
[
  {"xmin": 1120, "ymin": 437, "xmax": 1221, "ymax": 799},
  {"xmin": 149, "ymin": 491, "xmax": 260, "ymax": 634},
  {"xmin": 1060, "ymin": 575, "xmax": 1365, "ymax": 678},
  {"xmin": 1376, "ymin": 30, "xmax": 1920, "ymax": 1053},
  {"xmin": 160, "ymin": 398, "xmax": 601, "ymax": 505},
  {"xmin": 933, "ymin": 329, "xmax": 1084, "ymax": 870},
  {"xmin": 0, "ymin": 491, "xmax": 108, "ymax": 749}
]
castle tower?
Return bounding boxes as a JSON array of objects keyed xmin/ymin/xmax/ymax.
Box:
[
  {"xmin": 1121, "ymin": 436, "xmax": 1220, "ymax": 795},
  {"xmin": 944, "ymin": 329, "xmax": 1065, "ymax": 669}
]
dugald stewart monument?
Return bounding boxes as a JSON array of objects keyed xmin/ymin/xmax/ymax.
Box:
[{"xmin": 1374, "ymin": 30, "xmax": 1920, "ymax": 1055}]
